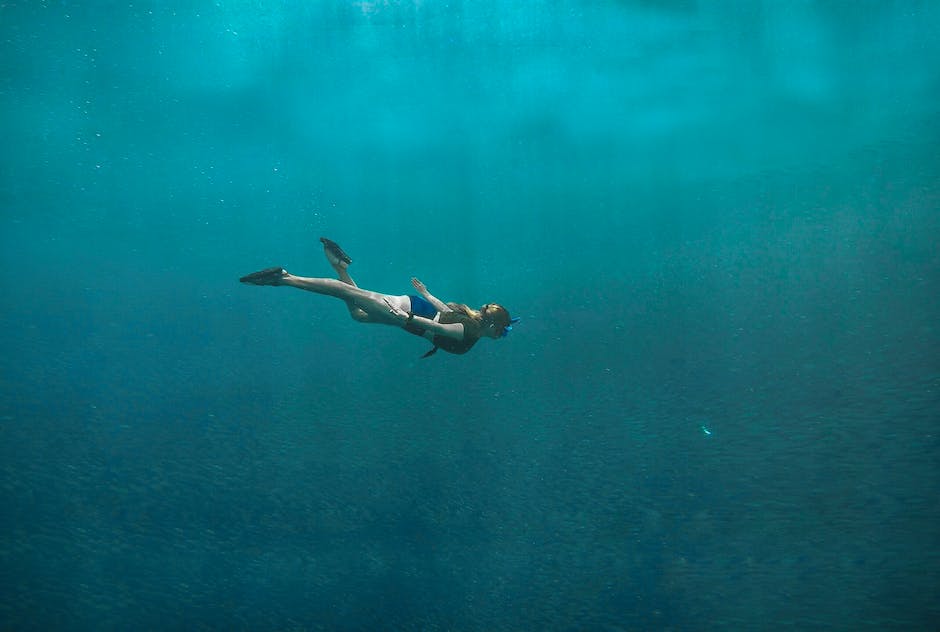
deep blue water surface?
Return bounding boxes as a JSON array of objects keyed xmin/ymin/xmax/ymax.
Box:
[{"xmin": 1, "ymin": 2, "xmax": 939, "ymax": 630}]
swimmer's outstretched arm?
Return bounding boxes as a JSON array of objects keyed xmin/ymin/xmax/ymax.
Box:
[
  {"xmin": 411, "ymin": 277, "xmax": 452, "ymax": 312},
  {"xmin": 384, "ymin": 298, "xmax": 463, "ymax": 340}
]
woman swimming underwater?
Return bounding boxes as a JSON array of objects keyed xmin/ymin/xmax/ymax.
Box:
[{"xmin": 240, "ymin": 238, "xmax": 518, "ymax": 357}]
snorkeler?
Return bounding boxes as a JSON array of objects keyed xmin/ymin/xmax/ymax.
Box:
[{"xmin": 240, "ymin": 238, "xmax": 518, "ymax": 357}]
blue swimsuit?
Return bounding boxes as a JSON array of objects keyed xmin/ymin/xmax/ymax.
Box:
[{"xmin": 408, "ymin": 294, "xmax": 438, "ymax": 319}]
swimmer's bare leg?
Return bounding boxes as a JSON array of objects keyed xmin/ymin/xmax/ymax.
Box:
[
  {"xmin": 240, "ymin": 239, "xmax": 409, "ymax": 324},
  {"xmin": 319, "ymin": 237, "xmax": 368, "ymax": 320},
  {"xmin": 280, "ymin": 274, "xmax": 405, "ymax": 325}
]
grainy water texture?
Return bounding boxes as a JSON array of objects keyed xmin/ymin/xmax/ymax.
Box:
[{"xmin": 1, "ymin": 1, "xmax": 938, "ymax": 630}]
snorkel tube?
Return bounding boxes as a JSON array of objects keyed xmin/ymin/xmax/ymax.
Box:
[{"xmin": 501, "ymin": 317, "xmax": 521, "ymax": 338}]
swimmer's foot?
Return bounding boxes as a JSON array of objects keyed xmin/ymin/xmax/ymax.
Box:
[
  {"xmin": 239, "ymin": 267, "xmax": 287, "ymax": 286},
  {"xmin": 320, "ymin": 237, "xmax": 352, "ymax": 267}
]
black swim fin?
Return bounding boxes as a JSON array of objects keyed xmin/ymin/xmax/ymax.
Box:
[
  {"xmin": 421, "ymin": 346, "xmax": 439, "ymax": 359},
  {"xmin": 239, "ymin": 267, "xmax": 285, "ymax": 285},
  {"xmin": 320, "ymin": 237, "xmax": 352, "ymax": 265}
]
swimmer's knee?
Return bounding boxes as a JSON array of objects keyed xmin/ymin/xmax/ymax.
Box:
[{"xmin": 349, "ymin": 307, "xmax": 370, "ymax": 323}]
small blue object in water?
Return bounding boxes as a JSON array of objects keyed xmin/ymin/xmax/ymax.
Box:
[{"xmin": 701, "ymin": 425, "xmax": 712, "ymax": 436}]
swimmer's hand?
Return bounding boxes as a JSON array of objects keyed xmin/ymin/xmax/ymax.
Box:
[
  {"xmin": 411, "ymin": 277, "xmax": 427, "ymax": 294},
  {"xmin": 383, "ymin": 298, "xmax": 410, "ymax": 322},
  {"xmin": 411, "ymin": 277, "xmax": 452, "ymax": 313}
]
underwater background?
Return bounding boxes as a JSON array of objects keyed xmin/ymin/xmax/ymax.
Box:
[{"xmin": 1, "ymin": 1, "xmax": 939, "ymax": 630}]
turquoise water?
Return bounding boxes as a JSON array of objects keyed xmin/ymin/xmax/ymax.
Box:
[{"xmin": 2, "ymin": 2, "xmax": 939, "ymax": 629}]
